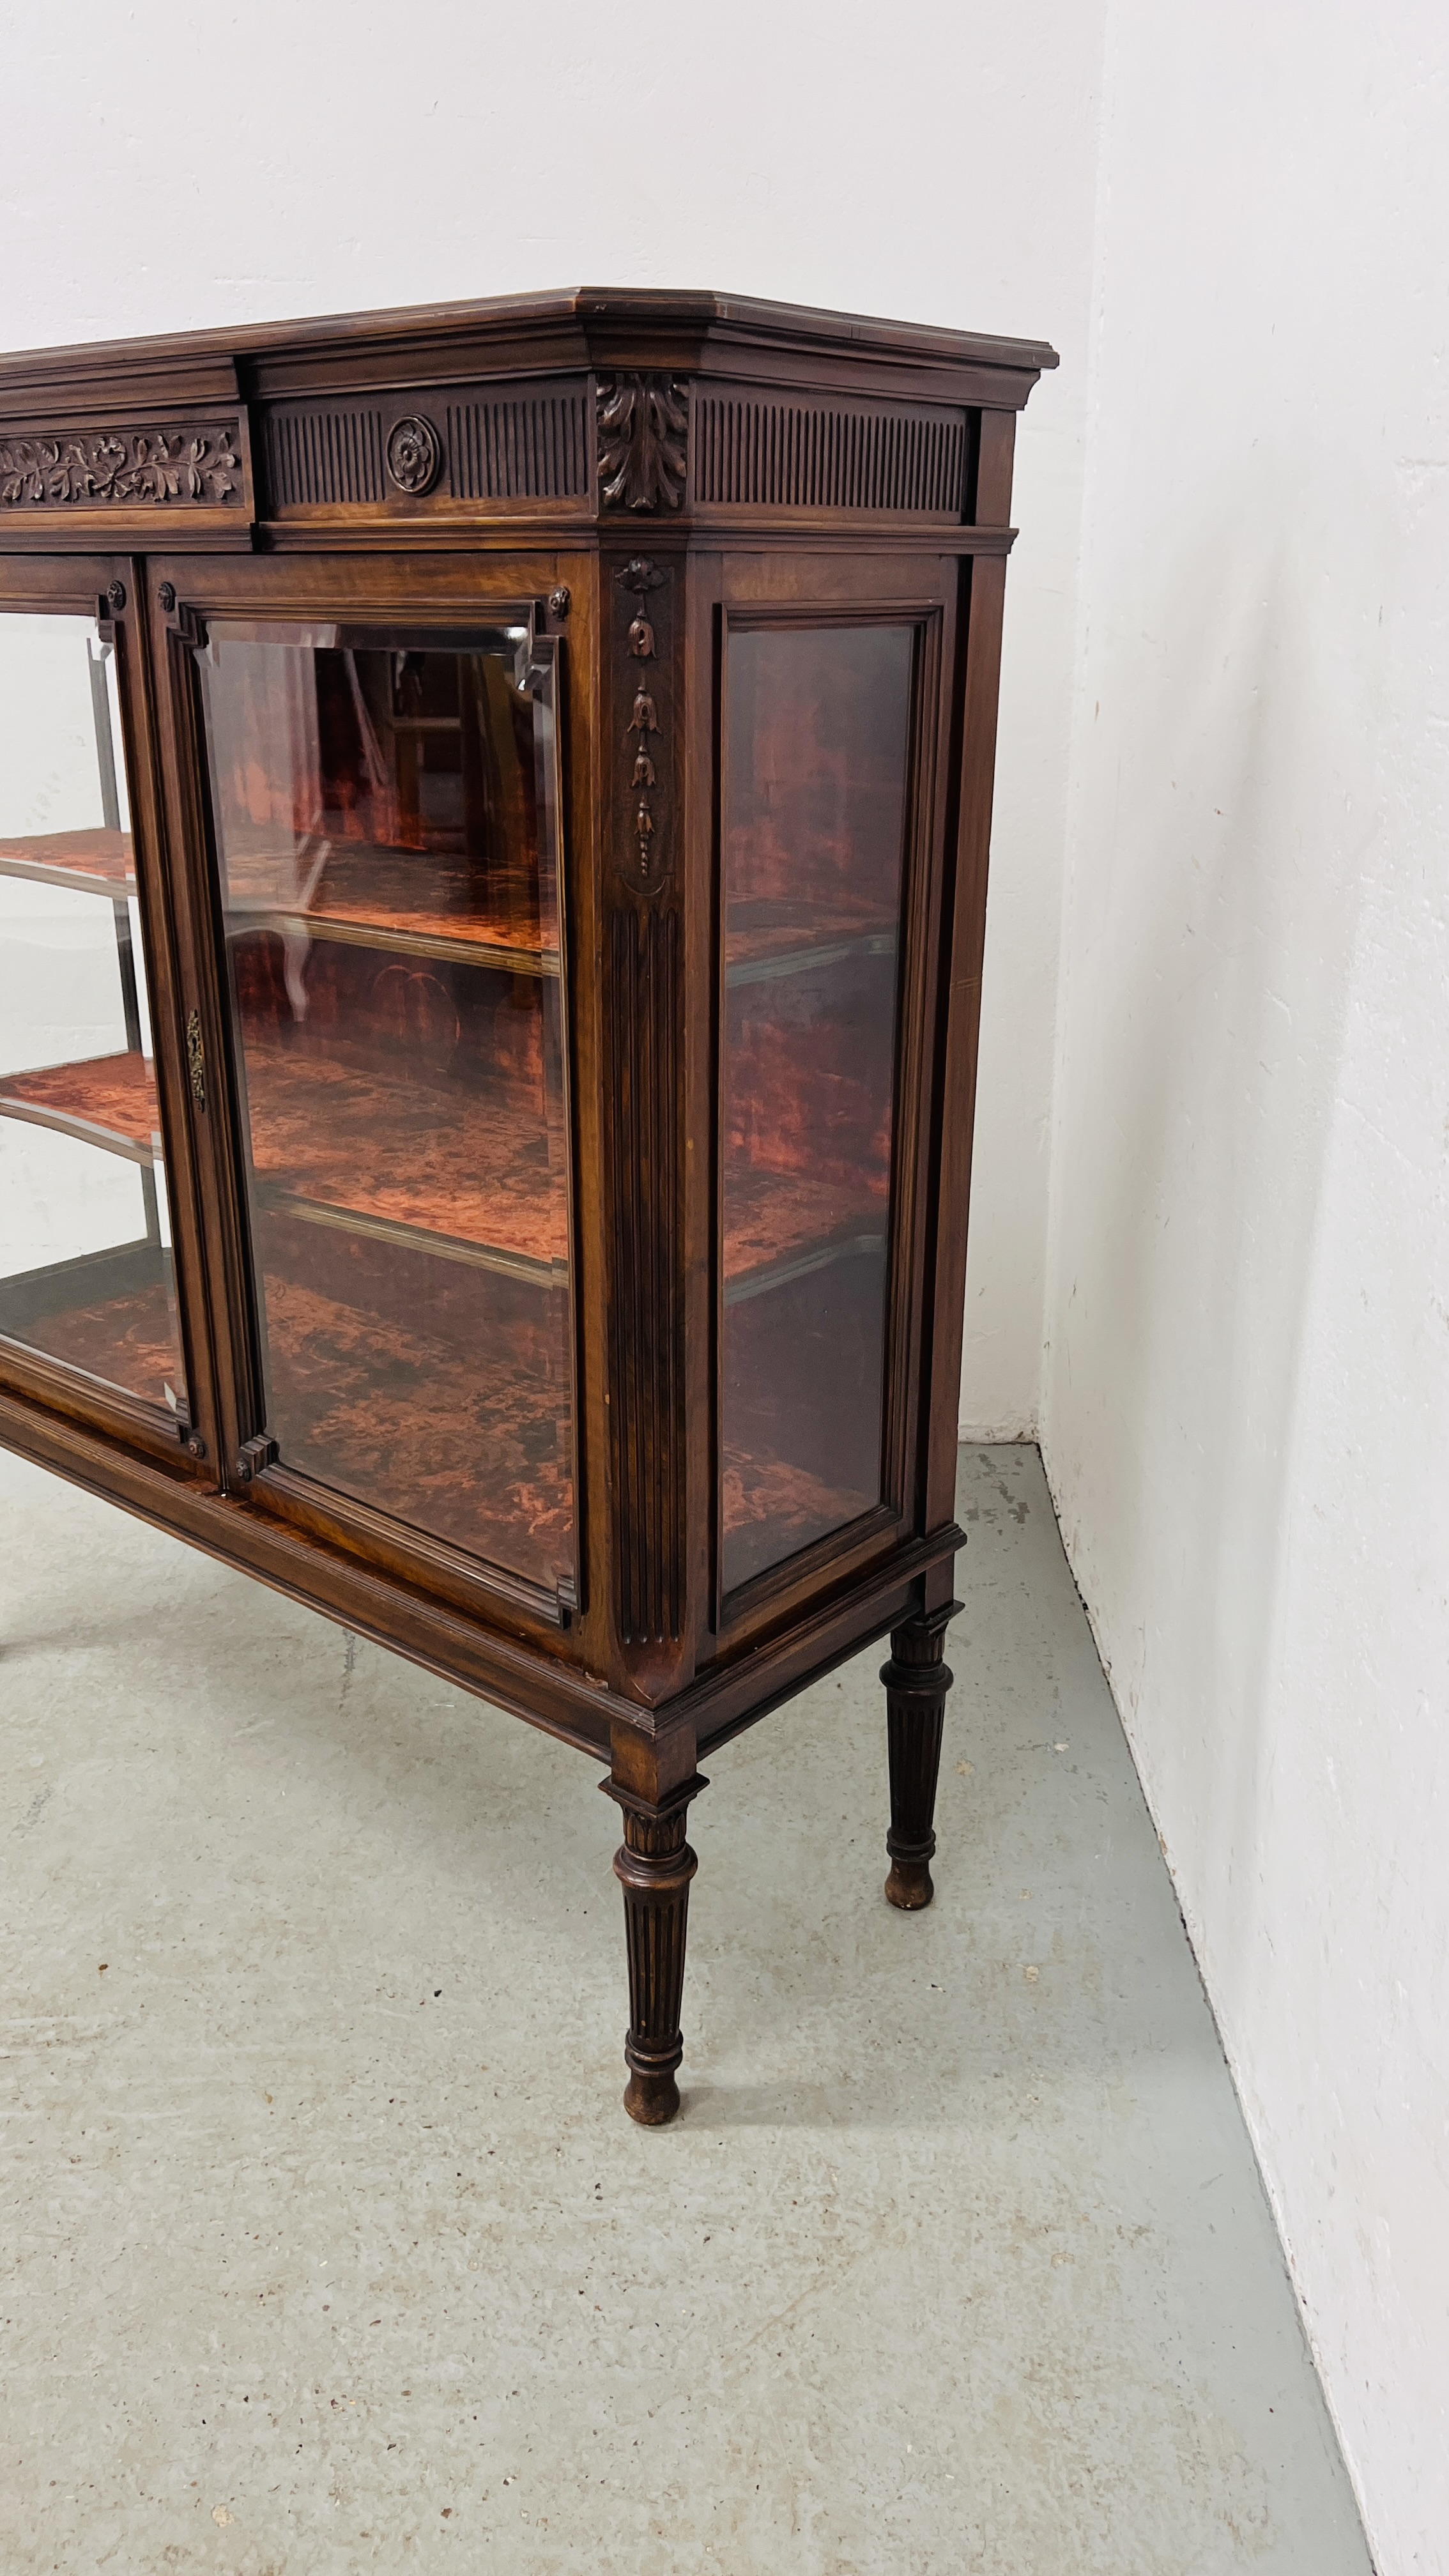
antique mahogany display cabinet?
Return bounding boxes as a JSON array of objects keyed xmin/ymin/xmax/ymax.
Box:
[{"xmin": 0, "ymin": 289, "xmax": 1054, "ymax": 2122}]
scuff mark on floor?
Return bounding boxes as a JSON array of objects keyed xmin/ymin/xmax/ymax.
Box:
[{"xmin": 13, "ymin": 1782, "xmax": 52, "ymax": 1836}]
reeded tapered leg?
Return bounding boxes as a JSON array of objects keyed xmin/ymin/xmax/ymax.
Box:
[
  {"xmin": 882, "ymin": 1608, "xmax": 956, "ymax": 1910},
  {"xmin": 603, "ymin": 1768, "xmax": 707, "ymax": 2124}
]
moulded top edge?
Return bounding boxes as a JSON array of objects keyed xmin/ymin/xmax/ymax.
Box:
[
  {"xmin": 0, "ymin": 286, "xmax": 1059, "ymax": 410},
  {"xmin": 578, "ymin": 287, "xmax": 1059, "ymax": 372}
]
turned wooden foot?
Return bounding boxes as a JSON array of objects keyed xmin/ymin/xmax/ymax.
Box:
[
  {"xmin": 603, "ymin": 1761, "xmax": 707, "ymax": 2126},
  {"xmin": 881, "ymin": 1606, "xmax": 957, "ymax": 1910}
]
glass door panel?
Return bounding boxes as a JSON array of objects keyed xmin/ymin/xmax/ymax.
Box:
[
  {"xmin": 196, "ymin": 622, "xmax": 573, "ymax": 1595},
  {"xmin": 721, "ymin": 622, "xmax": 914, "ymax": 1593},
  {"xmin": 0, "ymin": 611, "xmax": 186, "ymax": 1414}
]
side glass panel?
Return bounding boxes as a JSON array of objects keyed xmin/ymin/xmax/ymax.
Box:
[
  {"xmin": 0, "ymin": 611, "xmax": 186, "ymax": 1414},
  {"xmin": 721, "ymin": 622, "xmax": 914, "ymax": 1594},
  {"xmin": 196, "ymin": 622, "xmax": 573, "ymax": 1597}
]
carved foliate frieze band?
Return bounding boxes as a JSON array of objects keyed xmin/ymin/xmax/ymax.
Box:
[
  {"xmin": 597, "ymin": 375, "xmax": 688, "ymax": 511},
  {"xmin": 0, "ymin": 425, "xmax": 242, "ymax": 507}
]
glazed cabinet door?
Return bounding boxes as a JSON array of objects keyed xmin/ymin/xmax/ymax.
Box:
[
  {"xmin": 147, "ymin": 555, "xmax": 586, "ymax": 1636},
  {"xmin": 0, "ymin": 558, "xmax": 212, "ymax": 1472},
  {"xmin": 709, "ymin": 566, "xmax": 954, "ymax": 1634}
]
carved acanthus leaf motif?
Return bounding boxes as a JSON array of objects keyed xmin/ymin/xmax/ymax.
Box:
[
  {"xmin": 0, "ymin": 425, "xmax": 241, "ymax": 508},
  {"xmin": 596, "ymin": 376, "xmax": 688, "ymax": 511}
]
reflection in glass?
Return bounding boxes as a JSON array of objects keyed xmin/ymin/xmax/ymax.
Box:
[
  {"xmin": 198, "ymin": 624, "xmax": 573, "ymax": 1593},
  {"xmin": 721, "ymin": 624, "xmax": 913, "ymax": 1592},
  {"xmin": 0, "ymin": 613, "xmax": 185, "ymax": 1412}
]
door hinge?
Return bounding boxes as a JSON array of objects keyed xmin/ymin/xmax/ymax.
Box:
[{"xmin": 234, "ymin": 1434, "xmax": 279, "ymax": 1485}]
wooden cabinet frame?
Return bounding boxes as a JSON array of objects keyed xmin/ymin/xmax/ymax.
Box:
[{"xmin": 0, "ymin": 291, "xmax": 1055, "ymax": 2123}]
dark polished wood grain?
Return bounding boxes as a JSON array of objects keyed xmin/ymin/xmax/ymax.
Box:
[
  {"xmin": 881, "ymin": 1606, "xmax": 959, "ymax": 1909},
  {"xmin": 601, "ymin": 540, "xmax": 688, "ymax": 1688},
  {"xmin": 605, "ymin": 1766, "xmax": 707, "ymax": 2123},
  {"xmin": 0, "ymin": 288, "xmax": 1054, "ymax": 2122}
]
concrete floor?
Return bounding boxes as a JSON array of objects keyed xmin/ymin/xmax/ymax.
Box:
[{"xmin": 0, "ymin": 1442, "xmax": 1370, "ymax": 2575}]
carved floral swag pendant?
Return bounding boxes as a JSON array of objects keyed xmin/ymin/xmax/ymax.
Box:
[{"xmin": 618, "ymin": 556, "xmax": 670, "ymax": 888}]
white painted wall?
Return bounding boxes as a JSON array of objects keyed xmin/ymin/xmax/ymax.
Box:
[
  {"xmin": 1042, "ymin": 8, "xmax": 1449, "ymax": 2569},
  {"xmin": 0, "ymin": 0, "xmax": 1101, "ymax": 1443}
]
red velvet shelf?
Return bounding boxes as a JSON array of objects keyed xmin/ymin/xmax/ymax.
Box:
[
  {"xmin": 723, "ymin": 1165, "xmax": 888, "ymax": 1299},
  {"xmin": 0, "ymin": 1041, "xmax": 889, "ymax": 1297},
  {"xmin": 243, "ymin": 1045, "xmax": 887, "ymax": 1295},
  {"xmin": 0, "ymin": 827, "xmax": 135, "ymax": 900},
  {"xmin": 8, "ymin": 1274, "xmax": 178, "ymax": 1406},
  {"xmin": 241, "ymin": 1035, "xmax": 568, "ymax": 1276},
  {"xmin": 0, "ymin": 1050, "xmax": 158, "ymax": 1161},
  {"xmin": 724, "ymin": 901, "xmax": 896, "ymax": 986},
  {"xmin": 224, "ymin": 839, "xmax": 559, "ymax": 974},
  {"xmin": 258, "ymin": 1268, "xmax": 571, "ymax": 1587},
  {"xmin": 3, "ymin": 1260, "xmax": 569, "ymax": 1584},
  {"xmin": 721, "ymin": 1446, "xmax": 877, "ymax": 1581}
]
